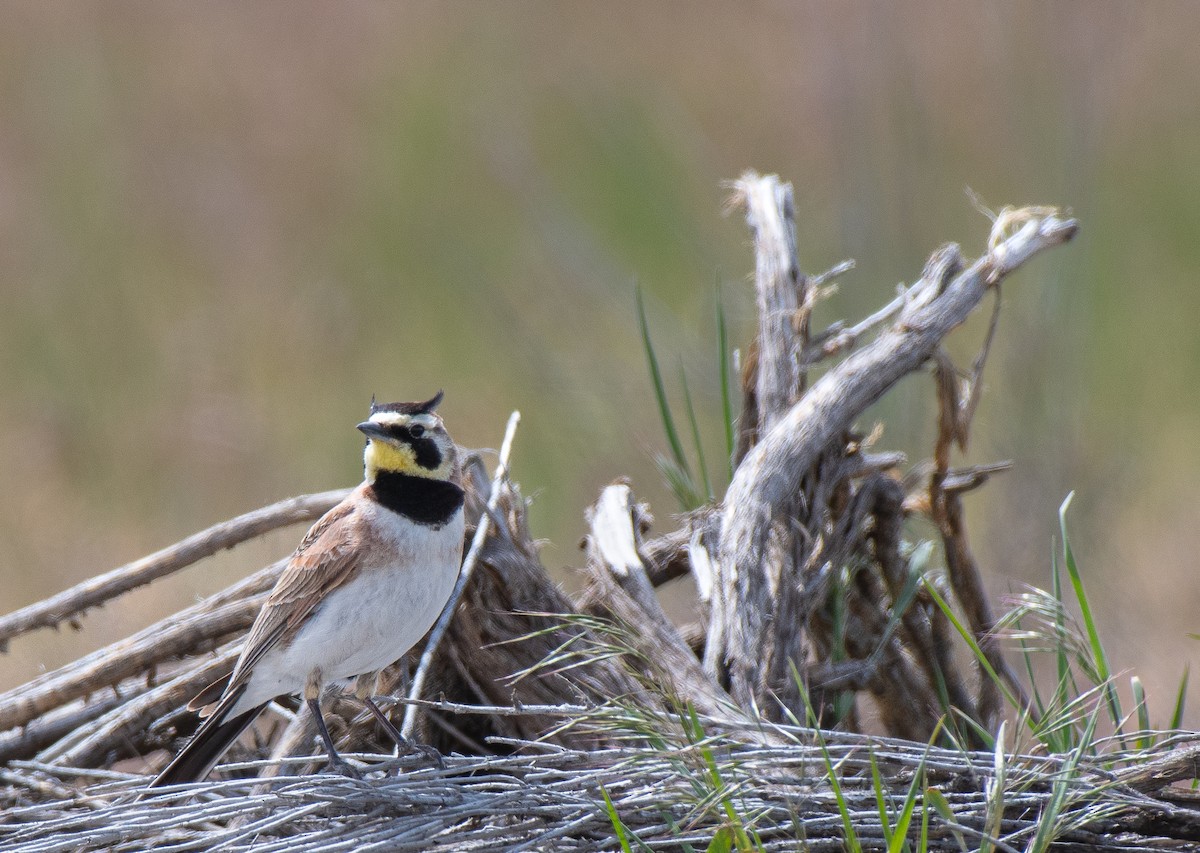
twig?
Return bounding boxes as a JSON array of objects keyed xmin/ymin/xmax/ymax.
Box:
[
  {"xmin": 961, "ymin": 285, "xmax": 1004, "ymax": 442},
  {"xmin": 38, "ymin": 650, "xmax": 238, "ymax": 767},
  {"xmin": 927, "ymin": 288, "xmax": 1029, "ymax": 729},
  {"xmin": 379, "ymin": 696, "xmax": 593, "ymax": 718},
  {"xmin": 808, "ymin": 258, "xmax": 856, "ymax": 290},
  {"xmin": 0, "ymin": 490, "xmax": 347, "ymax": 650},
  {"xmin": 4, "ymin": 732, "xmax": 1198, "ymax": 852},
  {"xmin": 640, "ymin": 506, "xmax": 718, "ymax": 588},
  {"xmin": 0, "ymin": 694, "xmax": 125, "ymax": 764},
  {"xmin": 803, "ymin": 283, "xmax": 904, "ymax": 365},
  {"xmin": 401, "ymin": 411, "xmax": 521, "ymax": 739},
  {"xmin": 0, "ymin": 586, "xmax": 269, "ymax": 734},
  {"xmin": 1117, "ymin": 742, "xmax": 1200, "ymax": 793},
  {"xmin": 866, "ymin": 476, "xmax": 977, "ymax": 724}
]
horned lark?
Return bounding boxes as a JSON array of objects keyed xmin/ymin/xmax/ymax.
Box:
[{"xmin": 148, "ymin": 392, "xmax": 465, "ymax": 788}]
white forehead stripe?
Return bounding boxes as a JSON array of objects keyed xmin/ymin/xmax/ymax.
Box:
[{"xmin": 368, "ymin": 411, "xmax": 438, "ymax": 428}]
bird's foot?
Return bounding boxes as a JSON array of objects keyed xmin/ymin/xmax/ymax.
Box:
[
  {"xmin": 361, "ymin": 695, "xmax": 445, "ymax": 770},
  {"xmin": 404, "ymin": 741, "xmax": 445, "ymax": 770}
]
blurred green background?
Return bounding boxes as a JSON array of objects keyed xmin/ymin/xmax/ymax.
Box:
[{"xmin": 2, "ymin": 4, "xmax": 1197, "ymax": 724}]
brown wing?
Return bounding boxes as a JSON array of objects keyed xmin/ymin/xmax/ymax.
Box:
[{"xmin": 220, "ymin": 499, "xmax": 364, "ymax": 698}]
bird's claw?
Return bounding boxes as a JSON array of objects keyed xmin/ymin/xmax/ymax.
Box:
[{"xmin": 412, "ymin": 742, "xmax": 445, "ymax": 770}]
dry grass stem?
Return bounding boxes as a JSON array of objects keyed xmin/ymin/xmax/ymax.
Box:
[{"xmin": 4, "ymin": 732, "xmax": 1199, "ymax": 851}]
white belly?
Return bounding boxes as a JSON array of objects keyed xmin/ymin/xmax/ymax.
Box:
[{"xmin": 234, "ymin": 507, "xmax": 463, "ymax": 712}]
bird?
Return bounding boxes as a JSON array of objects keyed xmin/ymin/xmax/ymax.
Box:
[{"xmin": 147, "ymin": 391, "xmax": 465, "ymax": 789}]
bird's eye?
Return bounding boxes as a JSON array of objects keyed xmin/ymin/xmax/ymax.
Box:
[{"xmin": 409, "ymin": 424, "xmax": 426, "ymax": 438}]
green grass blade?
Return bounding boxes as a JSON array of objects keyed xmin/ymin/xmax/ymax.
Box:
[
  {"xmin": 875, "ymin": 555, "xmax": 926, "ymax": 654},
  {"xmin": 1033, "ymin": 673, "xmax": 1076, "ymax": 754},
  {"xmin": 601, "ymin": 785, "xmax": 634, "ymax": 853},
  {"xmin": 1016, "ymin": 617, "xmax": 1048, "ymax": 724},
  {"xmin": 1131, "ymin": 676, "xmax": 1151, "ymax": 749},
  {"xmin": 880, "ymin": 558, "xmax": 950, "ymax": 719},
  {"xmin": 870, "ymin": 751, "xmax": 894, "ymax": 849},
  {"xmin": 716, "ymin": 291, "xmax": 735, "ymax": 477},
  {"xmin": 706, "ymin": 828, "xmax": 733, "ymax": 853},
  {"xmin": 922, "ymin": 577, "xmax": 1019, "ymax": 710},
  {"xmin": 891, "ymin": 720, "xmax": 946, "ymax": 853},
  {"xmin": 1051, "ymin": 537, "xmax": 1070, "ymax": 722},
  {"xmin": 636, "ymin": 285, "xmax": 691, "ymax": 479},
  {"xmin": 656, "ymin": 454, "xmax": 703, "ymax": 510},
  {"xmin": 684, "ymin": 704, "xmax": 753, "ymax": 851},
  {"xmin": 951, "ymin": 706, "xmax": 996, "ymax": 752},
  {"xmin": 924, "ymin": 788, "xmax": 967, "ymax": 852},
  {"xmin": 887, "ymin": 761, "xmax": 924, "ymax": 853},
  {"xmin": 824, "ymin": 743, "xmax": 860, "ymax": 852},
  {"xmin": 980, "ymin": 721, "xmax": 1007, "ymax": 853},
  {"xmin": 1027, "ymin": 701, "xmax": 1101, "ymax": 853},
  {"xmin": 1171, "ymin": 665, "xmax": 1190, "ymax": 731},
  {"xmin": 791, "ymin": 662, "xmax": 861, "ymax": 853},
  {"xmin": 1059, "ymin": 493, "xmax": 1125, "ymax": 742},
  {"xmin": 679, "ymin": 363, "xmax": 713, "ymax": 501},
  {"xmin": 919, "ymin": 794, "xmax": 929, "ymax": 853},
  {"xmin": 902, "ymin": 545, "xmax": 955, "ymax": 723},
  {"xmin": 829, "ymin": 565, "xmax": 856, "ymax": 725}
]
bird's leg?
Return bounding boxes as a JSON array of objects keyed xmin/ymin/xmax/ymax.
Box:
[
  {"xmin": 306, "ymin": 670, "xmax": 359, "ymax": 778},
  {"xmin": 353, "ymin": 672, "xmax": 444, "ymax": 769},
  {"xmin": 353, "ymin": 673, "xmax": 409, "ymax": 751}
]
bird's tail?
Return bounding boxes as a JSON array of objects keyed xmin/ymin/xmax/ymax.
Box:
[{"xmin": 147, "ymin": 699, "xmax": 268, "ymax": 789}]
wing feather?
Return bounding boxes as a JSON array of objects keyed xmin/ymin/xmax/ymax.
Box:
[{"xmin": 223, "ymin": 499, "xmax": 363, "ymax": 695}]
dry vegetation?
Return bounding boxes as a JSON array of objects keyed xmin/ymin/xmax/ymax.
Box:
[{"xmin": 2, "ymin": 173, "xmax": 1198, "ymax": 851}]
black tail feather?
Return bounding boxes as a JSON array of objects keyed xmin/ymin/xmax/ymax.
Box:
[{"xmin": 147, "ymin": 702, "xmax": 268, "ymax": 789}]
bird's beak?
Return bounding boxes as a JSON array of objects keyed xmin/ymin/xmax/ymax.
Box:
[{"xmin": 357, "ymin": 421, "xmax": 388, "ymax": 441}]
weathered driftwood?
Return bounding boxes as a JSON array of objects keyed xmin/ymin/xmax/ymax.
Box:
[
  {"xmin": 39, "ymin": 653, "xmax": 238, "ymax": 768},
  {"xmin": 0, "ymin": 587, "xmax": 267, "ymax": 736},
  {"xmin": 709, "ymin": 172, "xmax": 1078, "ymax": 732},
  {"xmin": 576, "ymin": 481, "xmax": 735, "ymax": 721},
  {"xmin": 9, "ymin": 171, "xmax": 1194, "ymax": 851},
  {"xmin": 742, "ymin": 174, "xmax": 807, "ymax": 429}
]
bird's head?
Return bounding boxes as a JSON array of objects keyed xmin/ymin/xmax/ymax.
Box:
[{"xmin": 357, "ymin": 391, "xmax": 458, "ymax": 483}]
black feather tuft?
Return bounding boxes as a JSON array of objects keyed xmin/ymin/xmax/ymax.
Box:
[{"xmin": 370, "ymin": 391, "xmax": 445, "ymax": 416}]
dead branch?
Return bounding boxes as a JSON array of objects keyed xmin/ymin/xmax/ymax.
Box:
[
  {"xmin": 1119, "ymin": 743, "xmax": 1200, "ymax": 794},
  {"xmin": 0, "ymin": 551, "xmax": 283, "ymax": 726},
  {"xmin": 39, "ymin": 651, "xmax": 237, "ymax": 767},
  {"xmin": 0, "ymin": 491, "xmax": 346, "ymax": 651},
  {"xmin": 730, "ymin": 171, "xmax": 807, "ymax": 427},
  {"xmin": 710, "ymin": 178, "xmax": 1077, "ymax": 712},
  {"xmin": 577, "ymin": 482, "xmax": 734, "ymax": 720},
  {"xmin": 640, "ymin": 506, "xmax": 716, "ymax": 588},
  {"xmin": 927, "ymin": 296, "xmax": 1029, "ymax": 728},
  {"xmin": 0, "ymin": 595, "xmax": 262, "ymax": 738}
]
